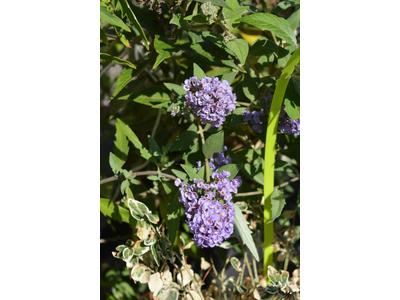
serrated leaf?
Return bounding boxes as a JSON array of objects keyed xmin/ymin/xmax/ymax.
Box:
[
  {"xmin": 100, "ymin": 53, "xmax": 136, "ymax": 69},
  {"xmin": 233, "ymin": 203, "xmax": 259, "ymax": 261},
  {"xmin": 203, "ymin": 130, "xmax": 224, "ymax": 159},
  {"xmin": 267, "ymin": 189, "xmax": 286, "ymax": 223},
  {"xmin": 217, "ymin": 164, "xmax": 242, "ymax": 180},
  {"xmin": 116, "ymin": 0, "xmax": 149, "ymax": 50},
  {"xmin": 239, "ymin": 13, "xmax": 298, "ymax": 46},
  {"xmin": 193, "ymin": 63, "xmax": 206, "ymax": 78},
  {"xmin": 100, "ymin": 4, "xmax": 131, "ymax": 32},
  {"xmin": 226, "ymin": 39, "xmax": 249, "ymax": 65}
]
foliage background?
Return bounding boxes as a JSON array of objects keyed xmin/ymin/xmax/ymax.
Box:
[{"xmin": 100, "ymin": 0, "xmax": 300, "ymax": 298}]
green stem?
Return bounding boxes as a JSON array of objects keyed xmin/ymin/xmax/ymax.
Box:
[
  {"xmin": 263, "ymin": 48, "xmax": 300, "ymax": 278},
  {"xmin": 197, "ymin": 120, "xmax": 211, "ymax": 182}
]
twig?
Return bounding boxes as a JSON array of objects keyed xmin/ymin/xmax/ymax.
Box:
[{"xmin": 234, "ymin": 177, "xmax": 300, "ymax": 197}]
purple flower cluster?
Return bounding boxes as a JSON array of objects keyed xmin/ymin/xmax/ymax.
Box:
[
  {"xmin": 179, "ymin": 76, "xmax": 237, "ymax": 127},
  {"xmin": 243, "ymin": 109, "xmax": 265, "ymax": 133},
  {"xmin": 242, "ymin": 94, "xmax": 300, "ymax": 136},
  {"xmin": 197, "ymin": 146, "xmax": 232, "ymax": 172},
  {"xmin": 174, "ymin": 171, "xmax": 242, "ymax": 248}
]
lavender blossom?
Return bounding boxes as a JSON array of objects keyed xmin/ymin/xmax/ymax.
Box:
[
  {"xmin": 174, "ymin": 170, "xmax": 242, "ymax": 248},
  {"xmin": 197, "ymin": 146, "xmax": 232, "ymax": 172},
  {"xmin": 242, "ymin": 93, "xmax": 300, "ymax": 136},
  {"xmin": 176, "ymin": 76, "xmax": 237, "ymax": 127}
]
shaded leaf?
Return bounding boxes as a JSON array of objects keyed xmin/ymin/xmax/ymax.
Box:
[{"xmin": 203, "ymin": 130, "xmax": 224, "ymax": 159}]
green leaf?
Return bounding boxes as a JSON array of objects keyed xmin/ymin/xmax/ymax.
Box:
[
  {"xmin": 167, "ymin": 192, "xmax": 180, "ymax": 244},
  {"xmin": 153, "ymin": 35, "xmax": 175, "ymax": 69},
  {"xmin": 128, "ymin": 87, "xmax": 170, "ymax": 107},
  {"xmin": 110, "ymin": 60, "xmax": 149, "ymax": 100},
  {"xmin": 170, "ymin": 13, "xmax": 191, "ymax": 30},
  {"xmin": 239, "ymin": 13, "xmax": 298, "ymax": 46},
  {"xmin": 287, "ymin": 9, "xmax": 300, "ymax": 30},
  {"xmin": 195, "ymin": 0, "xmax": 231, "ymax": 9},
  {"xmin": 171, "ymin": 169, "xmax": 188, "ymax": 180},
  {"xmin": 109, "ymin": 152, "xmax": 119, "ymax": 174},
  {"xmin": 100, "ymin": 28, "xmax": 109, "ymax": 45},
  {"xmin": 249, "ymin": 37, "xmax": 278, "ymax": 56},
  {"xmin": 283, "ymin": 98, "xmax": 300, "ymax": 120},
  {"xmin": 202, "ymin": 130, "xmax": 224, "ymax": 159},
  {"xmin": 100, "ymin": 198, "xmax": 131, "ymax": 224},
  {"xmin": 226, "ymin": 39, "xmax": 249, "ymax": 65},
  {"xmin": 221, "ymin": 72, "xmax": 237, "ymax": 85},
  {"xmin": 217, "ymin": 164, "xmax": 242, "ymax": 180},
  {"xmin": 222, "ymin": 0, "xmax": 247, "ymax": 30},
  {"xmin": 100, "ymin": 4, "xmax": 131, "ymax": 32},
  {"xmin": 242, "ymin": 75, "xmax": 258, "ymax": 101},
  {"xmin": 148, "ymin": 136, "xmax": 162, "ymax": 157},
  {"xmin": 230, "ymin": 107, "xmax": 246, "ymax": 127},
  {"xmin": 193, "ymin": 63, "xmax": 206, "ymax": 78},
  {"xmin": 181, "ymin": 164, "xmax": 203, "ymax": 180},
  {"xmin": 170, "ymin": 129, "xmax": 198, "ymax": 152},
  {"xmin": 121, "ymin": 179, "xmax": 130, "ymax": 194},
  {"xmin": 116, "ymin": 0, "xmax": 149, "ymax": 50},
  {"xmin": 114, "ymin": 121, "xmax": 130, "ymax": 169},
  {"xmin": 164, "ymin": 83, "xmax": 186, "ymax": 96},
  {"xmin": 100, "ymin": 53, "xmax": 136, "ymax": 69},
  {"xmin": 116, "ymin": 119, "xmax": 152, "ymax": 160},
  {"xmin": 267, "ymin": 189, "xmax": 286, "ymax": 223},
  {"xmin": 233, "ymin": 203, "xmax": 259, "ymax": 261}
]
